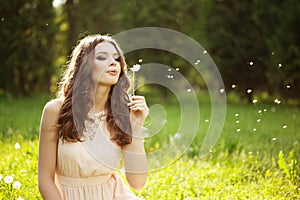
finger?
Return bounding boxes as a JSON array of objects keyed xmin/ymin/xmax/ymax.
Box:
[
  {"xmin": 127, "ymin": 100, "xmax": 145, "ymax": 106},
  {"xmin": 129, "ymin": 103, "xmax": 148, "ymax": 109},
  {"xmin": 130, "ymin": 106, "xmax": 149, "ymax": 112},
  {"xmin": 131, "ymin": 95, "xmax": 145, "ymax": 101}
]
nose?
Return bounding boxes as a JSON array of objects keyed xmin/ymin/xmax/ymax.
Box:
[{"xmin": 110, "ymin": 59, "xmax": 117, "ymax": 66}]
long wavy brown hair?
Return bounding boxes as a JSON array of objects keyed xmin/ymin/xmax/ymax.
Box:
[{"xmin": 57, "ymin": 35, "xmax": 132, "ymax": 146}]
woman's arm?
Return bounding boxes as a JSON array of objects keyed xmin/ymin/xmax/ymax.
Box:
[
  {"xmin": 122, "ymin": 96, "xmax": 148, "ymax": 190},
  {"xmin": 38, "ymin": 99, "xmax": 62, "ymax": 199}
]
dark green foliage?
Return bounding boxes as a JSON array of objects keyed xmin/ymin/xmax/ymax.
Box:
[
  {"xmin": 0, "ymin": 0, "xmax": 57, "ymax": 96},
  {"xmin": 0, "ymin": 0, "xmax": 299, "ymax": 103}
]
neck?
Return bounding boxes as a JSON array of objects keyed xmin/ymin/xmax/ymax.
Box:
[{"xmin": 92, "ymin": 85, "xmax": 111, "ymax": 113}]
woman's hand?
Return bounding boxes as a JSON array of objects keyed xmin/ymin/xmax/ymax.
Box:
[{"xmin": 127, "ymin": 95, "xmax": 149, "ymax": 128}]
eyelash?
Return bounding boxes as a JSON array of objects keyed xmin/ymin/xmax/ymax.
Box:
[{"xmin": 96, "ymin": 56, "xmax": 121, "ymax": 62}]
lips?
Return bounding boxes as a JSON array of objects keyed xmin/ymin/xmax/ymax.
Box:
[{"xmin": 106, "ymin": 68, "xmax": 118, "ymax": 75}]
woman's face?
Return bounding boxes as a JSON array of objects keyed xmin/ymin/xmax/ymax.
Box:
[{"xmin": 92, "ymin": 41, "xmax": 122, "ymax": 86}]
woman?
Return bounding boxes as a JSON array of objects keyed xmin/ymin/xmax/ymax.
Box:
[{"xmin": 38, "ymin": 35, "xmax": 148, "ymax": 199}]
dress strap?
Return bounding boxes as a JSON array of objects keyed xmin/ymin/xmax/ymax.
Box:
[{"xmin": 55, "ymin": 173, "xmax": 112, "ymax": 187}]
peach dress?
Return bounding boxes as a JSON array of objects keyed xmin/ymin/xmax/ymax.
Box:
[{"xmin": 55, "ymin": 114, "xmax": 141, "ymax": 200}]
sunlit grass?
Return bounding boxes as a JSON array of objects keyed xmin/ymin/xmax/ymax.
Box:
[{"xmin": 0, "ymin": 93, "xmax": 299, "ymax": 199}]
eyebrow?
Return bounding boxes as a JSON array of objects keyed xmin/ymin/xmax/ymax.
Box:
[{"xmin": 96, "ymin": 52, "xmax": 120, "ymax": 56}]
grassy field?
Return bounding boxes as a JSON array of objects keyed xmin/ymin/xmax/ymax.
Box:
[{"xmin": 0, "ymin": 93, "xmax": 299, "ymax": 199}]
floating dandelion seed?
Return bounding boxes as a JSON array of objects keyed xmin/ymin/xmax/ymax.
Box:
[
  {"xmin": 13, "ymin": 181, "xmax": 21, "ymax": 189},
  {"xmin": 248, "ymin": 152, "xmax": 253, "ymax": 155},
  {"xmin": 187, "ymin": 88, "xmax": 192, "ymax": 93},
  {"xmin": 253, "ymin": 128, "xmax": 257, "ymax": 131},
  {"xmin": 17, "ymin": 197, "xmax": 24, "ymax": 200},
  {"xmin": 168, "ymin": 68, "xmax": 172, "ymax": 72},
  {"xmin": 272, "ymin": 137, "xmax": 277, "ymax": 141},
  {"xmin": 236, "ymin": 120, "xmax": 240, "ymax": 124},
  {"xmin": 4, "ymin": 175, "xmax": 13, "ymax": 184},
  {"xmin": 203, "ymin": 50, "xmax": 207, "ymax": 54},
  {"xmin": 235, "ymin": 113, "xmax": 239, "ymax": 117},
  {"xmin": 282, "ymin": 125, "xmax": 287, "ymax": 129},
  {"xmin": 263, "ymin": 109, "xmax": 267, "ymax": 112},
  {"xmin": 249, "ymin": 61, "xmax": 254, "ymax": 66},
  {"xmin": 236, "ymin": 128, "xmax": 241, "ymax": 132},
  {"xmin": 278, "ymin": 63, "xmax": 283, "ymax": 68},
  {"xmin": 253, "ymin": 99, "xmax": 257, "ymax": 104},
  {"xmin": 286, "ymin": 85, "xmax": 291, "ymax": 89},
  {"xmin": 167, "ymin": 75, "xmax": 173, "ymax": 79},
  {"xmin": 138, "ymin": 59, "xmax": 143, "ymax": 63},
  {"xmin": 205, "ymin": 119, "xmax": 209, "ymax": 123},
  {"xmin": 1, "ymin": 18, "xmax": 4, "ymax": 21},
  {"xmin": 246, "ymin": 89, "xmax": 252, "ymax": 94},
  {"xmin": 175, "ymin": 68, "xmax": 180, "ymax": 71},
  {"xmin": 231, "ymin": 84, "xmax": 236, "ymax": 89},
  {"xmin": 257, "ymin": 119, "xmax": 261, "ymax": 122},
  {"xmin": 194, "ymin": 59, "xmax": 201, "ymax": 65},
  {"xmin": 258, "ymin": 110, "xmax": 262, "ymax": 114},
  {"xmin": 271, "ymin": 52, "xmax": 274, "ymax": 55},
  {"xmin": 274, "ymin": 99, "xmax": 281, "ymax": 104},
  {"xmin": 219, "ymin": 88, "xmax": 225, "ymax": 93},
  {"xmin": 14, "ymin": 143, "xmax": 20, "ymax": 149}
]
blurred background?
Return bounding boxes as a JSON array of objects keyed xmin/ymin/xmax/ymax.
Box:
[{"xmin": 0, "ymin": 0, "xmax": 299, "ymax": 104}]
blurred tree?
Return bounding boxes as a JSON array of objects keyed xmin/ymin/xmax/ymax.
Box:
[
  {"xmin": 0, "ymin": 0, "xmax": 57, "ymax": 96},
  {"xmin": 202, "ymin": 0, "xmax": 270, "ymax": 103},
  {"xmin": 253, "ymin": 0, "xmax": 300, "ymax": 100},
  {"xmin": 62, "ymin": 0, "xmax": 122, "ymax": 54}
]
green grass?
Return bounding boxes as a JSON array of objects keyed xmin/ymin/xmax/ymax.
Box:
[{"xmin": 0, "ymin": 93, "xmax": 299, "ymax": 199}]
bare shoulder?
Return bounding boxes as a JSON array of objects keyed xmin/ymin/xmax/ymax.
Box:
[{"xmin": 42, "ymin": 98, "xmax": 63, "ymax": 116}]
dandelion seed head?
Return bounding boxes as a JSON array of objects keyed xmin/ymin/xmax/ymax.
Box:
[
  {"xmin": 14, "ymin": 143, "xmax": 20, "ymax": 150},
  {"xmin": 130, "ymin": 64, "xmax": 141, "ymax": 72},
  {"xmin": 174, "ymin": 133, "xmax": 182, "ymax": 139},
  {"xmin": 4, "ymin": 175, "xmax": 13, "ymax": 184},
  {"xmin": 13, "ymin": 181, "xmax": 21, "ymax": 189}
]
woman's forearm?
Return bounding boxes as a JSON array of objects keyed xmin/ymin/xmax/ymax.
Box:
[
  {"xmin": 122, "ymin": 127, "xmax": 148, "ymax": 190},
  {"xmin": 39, "ymin": 179, "xmax": 62, "ymax": 200}
]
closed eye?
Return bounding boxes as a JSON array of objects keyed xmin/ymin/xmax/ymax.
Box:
[
  {"xmin": 114, "ymin": 56, "xmax": 121, "ymax": 62},
  {"xmin": 96, "ymin": 55, "xmax": 106, "ymax": 60}
]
